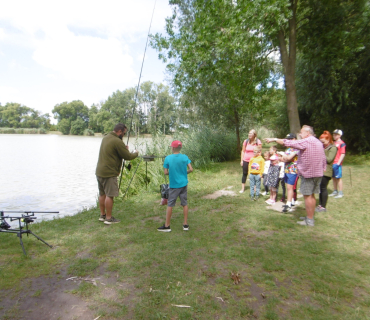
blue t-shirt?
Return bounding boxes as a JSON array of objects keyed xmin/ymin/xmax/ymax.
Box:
[{"xmin": 163, "ymin": 153, "xmax": 191, "ymax": 188}]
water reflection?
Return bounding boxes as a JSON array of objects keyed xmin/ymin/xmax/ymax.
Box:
[{"xmin": 0, "ymin": 134, "xmax": 147, "ymax": 221}]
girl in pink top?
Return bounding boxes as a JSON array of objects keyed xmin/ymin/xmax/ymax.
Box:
[{"xmin": 240, "ymin": 129, "xmax": 262, "ymax": 193}]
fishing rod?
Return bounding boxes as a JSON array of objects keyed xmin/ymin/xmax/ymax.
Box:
[{"xmin": 118, "ymin": 0, "xmax": 157, "ymax": 190}]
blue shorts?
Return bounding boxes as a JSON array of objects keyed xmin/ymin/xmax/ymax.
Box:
[
  {"xmin": 332, "ymin": 164, "xmax": 342, "ymax": 178},
  {"xmin": 284, "ymin": 173, "xmax": 298, "ymax": 186}
]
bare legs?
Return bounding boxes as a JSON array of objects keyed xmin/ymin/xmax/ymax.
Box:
[
  {"xmin": 287, "ymin": 184, "xmax": 294, "ymax": 203},
  {"xmin": 99, "ymin": 195, "xmax": 114, "ymax": 220},
  {"xmin": 333, "ymin": 177, "xmax": 343, "ymax": 193},
  {"xmin": 303, "ymin": 194, "xmax": 316, "ymax": 219},
  {"xmin": 165, "ymin": 205, "xmax": 188, "ymax": 227}
]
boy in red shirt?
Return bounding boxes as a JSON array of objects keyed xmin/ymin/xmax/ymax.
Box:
[{"xmin": 329, "ymin": 129, "xmax": 346, "ymax": 198}]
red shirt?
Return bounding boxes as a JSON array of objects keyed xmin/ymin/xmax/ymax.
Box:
[
  {"xmin": 283, "ymin": 136, "xmax": 326, "ymax": 178},
  {"xmin": 333, "ymin": 139, "xmax": 346, "ymax": 164}
]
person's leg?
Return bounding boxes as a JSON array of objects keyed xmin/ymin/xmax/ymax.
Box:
[
  {"xmin": 281, "ymin": 178, "xmax": 286, "ymax": 200},
  {"xmin": 165, "ymin": 206, "xmax": 173, "ymax": 227},
  {"xmin": 256, "ymin": 175, "xmax": 261, "ymax": 197},
  {"xmin": 105, "ymin": 196, "xmax": 114, "ymax": 220},
  {"xmin": 304, "ymin": 194, "xmax": 316, "ymax": 219},
  {"xmin": 182, "ymin": 205, "xmax": 188, "ymax": 225},
  {"xmin": 337, "ymin": 178, "xmax": 343, "ymax": 192},
  {"xmin": 240, "ymin": 161, "xmax": 249, "ymax": 192},
  {"xmin": 286, "ymin": 184, "xmax": 294, "ymax": 204},
  {"xmin": 320, "ymin": 176, "xmax": 330, "ymax": 208},
  {"xmin": 332, "ymin": 177, "xmax": 338, "ymax": 192},
  {"xmin": 249, "ymin": 174, "xmax": 256, "ymax": 197},
  {"xmin": 99, "ymin": 194, "xmax": 106, "ymax": 216}
]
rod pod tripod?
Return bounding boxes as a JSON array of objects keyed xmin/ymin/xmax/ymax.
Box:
[{"xmin": 0, "ymin": 211, "xmax": 58, "ymax": 256}]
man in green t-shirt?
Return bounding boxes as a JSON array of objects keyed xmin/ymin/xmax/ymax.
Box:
[{"xmin": 95, "ymin": 123, "xmax": 139, "ymax": 225}]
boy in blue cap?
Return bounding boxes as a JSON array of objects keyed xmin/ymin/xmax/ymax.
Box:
[{"xmin": 157, "ymin": 140, "xmax": 193, "ymax": 232}]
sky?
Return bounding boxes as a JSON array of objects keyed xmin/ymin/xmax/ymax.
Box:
[{"xmin": 0, "ymin": 0, "xmax": 173, "ymax": 120}]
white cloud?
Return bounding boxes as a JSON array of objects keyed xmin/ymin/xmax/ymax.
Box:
[{"xmin": 0, "ymin": 86, "xmax": 20, "ymax": 103}]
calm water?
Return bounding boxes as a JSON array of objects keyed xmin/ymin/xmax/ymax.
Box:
[{"xmin": 0, "ymin": 134, "xmax": 145, "ymax": 221}]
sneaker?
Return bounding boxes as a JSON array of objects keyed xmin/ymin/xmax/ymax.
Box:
[
  {"xmin": 239, "ymin": 190, "xmax": 244, "ymax": 194},
  {"xmin": 98, "ymin": 214, "xmax": 106, "ymax": 222},
  {"xmin": 334, "ymin": 193, "xmax": 343, "ymax": 199},
  {"xmin": 280, "ymin": 197, "xmax": 286, "ymax": 202},
  {"xmin": 183, "ymin": 225, "xmax": 189, "ymax": 231},
  {"xmin": 317, "ymin": 207, "xmax": 327, "ymax": 212},
  {"xmin": 282, "ymin": 205, "xmax": 291, "ymax": 213},
  {"xmin": 265, "ymin": 199, "xmax": 273, "ymax": 204},
  {"xmin": 329, "ymin": 191, "xmax": 338, "ymax": 197},
  {"xmin": 250, "ymin": 195, "xmax": 254, "ymax": 201},
  {"xmin": 315, "ymin": 205, "xmax": 322, "ymax": 212},
  {"xmin": 261, "ymin": 191, "xmax": 267, "ymax": 196},
  {"xmin": 104, "ymin": 217, "xmax": 120, "ymax": 225},
  {"xmin": 157, "ymin": 224, "xmax": 171, "ymax": 232},
  {"xmin": 299, "ymin": 217, "xmax": 306, "ymax": 220},
  {"xmin": 255, "ymin": 196, "xmax": 259, "ymax": 201},
  {"xmin": 297, "ymin": 217, "xmax": 314, "ymax": 227}
]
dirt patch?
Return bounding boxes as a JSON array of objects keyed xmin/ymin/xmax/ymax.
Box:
[
  {"xmin": 142, "ymin": 216, "xmax": 162, "ymax": 223},
  {"xmin": 203, "ymin": 187, "xmax": 237, "ymax": 199},
  {"xmin": 0, "ymin": 270, "xmax": 95, "ymax": 320},
  {"xmin": 265, "ymin": 200, "xmax": 302, "ymax": 213},
  {"xmin": 210, "ymin": 204, "xmax": 233, "ymax": 213}
]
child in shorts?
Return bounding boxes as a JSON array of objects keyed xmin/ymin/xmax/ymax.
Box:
[{"xmin": 157, "ymin": 140, "xmax": 193, "ymax": 232}]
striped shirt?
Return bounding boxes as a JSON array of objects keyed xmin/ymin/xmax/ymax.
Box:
[{"xmin": 283, "ymin": 136, "xmax": 326, "ymax": 178}]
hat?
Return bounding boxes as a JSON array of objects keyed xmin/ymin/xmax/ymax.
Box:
[
  {"xmin": 285, "ymin": 133, "xmax": 296, "ymax": 139},
  {"xmin": 170, "ymin": 140, "xmax": 182, "ymax": 148},
  {"xmin": 333, "ymin": 129, "xmax": 343, "ymax": 136},
  {"xmin": 270, "ymin": 154, "xmax": 278, "ymax": 160}
]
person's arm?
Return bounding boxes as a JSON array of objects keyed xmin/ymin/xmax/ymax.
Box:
[
  {"xmin": 240, "ymin": 141, "xmax": 246, "ymax": 166},
  {"xmin": 116, "ymin": 141, "xmax": 139, "ymax": 160},
  {"xmin": 187, "ymin": 163, "xmax": 193, "ymax": 174},
  {"xmin": 326, "ymin": 146, "xmax": 337, "ymax": 164},
  {"xmin": 164, "ymin": 168, "xmax": 169, "ymax": 175},
  {"xmin": 337, "ymin": 153, "xmax": 345, "ymax": 165},
  {"xmin": 264, "ymin": 138, "xmax": 285, "ymax": 145},
  {"xmin": 282, "ymin": 151, "xmax": 298, "ymax": 162}
]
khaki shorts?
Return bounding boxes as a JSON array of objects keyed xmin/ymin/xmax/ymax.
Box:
[
  {"xmin": 96, "ymin": 176, "xmax": 119, "ymax": 197},
  {"xmin": 300, "ymin": 176, "xmax": 322, "ymax": 195}
]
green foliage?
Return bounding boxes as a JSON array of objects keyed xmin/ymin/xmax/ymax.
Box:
[
  {"xmin": 0, "ymin": 128, "xmax": 47, "ymax": 134},
  {"xmin": 296, "ymin": 0, "xmax": 370, "ymax": 152},
  {"xmin": 0, "ymin": 102, "xmax": 51, "ymax": 129},
  {"xmin": 83, "ymin": 129, "xmax": 95, "ymax": 136},
  {"xmin": 175, "ymin": 127, "xmax": 238, "ymax": 168},
  {"xmin": 70, "ymin": 116, "xmax": 87, "ymax": 135},
  {"xmin": 57, "ymin": 118, "xmax": 71, "ymax": 135}
]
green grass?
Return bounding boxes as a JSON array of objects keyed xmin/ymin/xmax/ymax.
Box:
[{"xmin": 1, "ymin": 159, "xmax": 370, "ymax": 319}]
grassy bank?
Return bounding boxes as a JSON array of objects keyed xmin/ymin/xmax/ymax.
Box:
[{"xmin": 1, "ymin": 160, "xmax": 370, "ymax": 319}]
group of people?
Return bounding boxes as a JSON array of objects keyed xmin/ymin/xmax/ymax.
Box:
[
  {"xmin": 95, "ymin": 123, "xmax": 346, "ymax": 230},
  {"xmin": 241, "ymin": 126, "xmax": 346, "ymax": 226}
]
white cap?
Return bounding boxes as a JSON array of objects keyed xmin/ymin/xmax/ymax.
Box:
[{"xmin": 333, "ymin": 129, "xmax": 343, "ymax": 135}]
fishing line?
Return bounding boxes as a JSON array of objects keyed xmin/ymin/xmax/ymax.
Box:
[{"xmin": 119, "ymin": 0, "xmax": 157, "ymax": 190}]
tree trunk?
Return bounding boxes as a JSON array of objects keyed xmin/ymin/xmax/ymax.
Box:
[
  {"xmin": 233, "ymin": 106, "xmax": 241, "ymax": 153},
  {"xmin": 277, "ymin": 0, "xmax": 301, "ymax": 134}
]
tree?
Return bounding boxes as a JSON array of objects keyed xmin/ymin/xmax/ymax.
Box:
[
  {"xmin": 151, "ymin": 0, "xmax": 274, "ymax": 150},
  {"xmin": 296, "ymin": 0, "xmax": 370, "ymax": 152},
  {"xmin": 52, "ymin": 100, "xmax": 89, "ymax": 134}
]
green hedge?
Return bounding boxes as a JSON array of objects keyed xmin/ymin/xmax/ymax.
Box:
[{"xmin": 0, "ymin": 128, "xmax": 47, "ymax": 134}]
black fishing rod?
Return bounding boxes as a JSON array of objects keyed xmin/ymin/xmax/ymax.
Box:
[{"xmin": 118, "ymin": 0, "xmax": 157, "ymax": 190}]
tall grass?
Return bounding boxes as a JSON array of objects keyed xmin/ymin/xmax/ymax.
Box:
[
  {"xmin": 175, "ymin": 127, "xmax": 238, "ymax": 168},
  {"xmin": 0, "ymin": 128, "xmax": 47, "ymax": 134},
  {"xmin": 118, "ymin": 127, "xmax": 237, "ymax": 198}
]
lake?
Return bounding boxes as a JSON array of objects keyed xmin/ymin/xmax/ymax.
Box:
[{"xmin": 0, "ymin": 134, "xmax": 147, "ymax": 221}]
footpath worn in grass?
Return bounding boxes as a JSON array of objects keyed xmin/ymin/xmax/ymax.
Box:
[{"xmin": 1, "ymin": 159, "xmax": 370, "ymax": 319}]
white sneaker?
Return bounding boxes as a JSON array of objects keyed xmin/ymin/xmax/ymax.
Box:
[
  {"xmin": 329, "ymin": 191, "xmax": 338, "ymax": 197},
  {"xmin": 334, "ymin": 193, "xmax": 343, "ymax": 199},
  {"xmin": 297, "ymin": 218, "xmax": 314, "ymax": 227},
  {"xmin": 239, "ymin": 190, "xmax": 244, "ymax": 194}
]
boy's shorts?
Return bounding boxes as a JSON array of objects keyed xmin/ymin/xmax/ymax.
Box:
[
  {"xmin": 284, "ymin": 173, "xmax": 298, "ymax": 186},
  {"xmin": 168, "ymin": 186, "xmax": 188, "ymax": 207},
  {"xmin": 300, "ymin": 176, "xmax": 322, "ymax": 195},
  {"xmin": 96, "ymin": 176, "xmax": 119, "ymax": 197},
  {"xmin": 332, "ymin": 164, "xmax": 342, "ymax": 178}
]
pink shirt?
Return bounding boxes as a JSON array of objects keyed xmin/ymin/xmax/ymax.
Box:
[
  {"xmin": 283, "ymin": 136, "xmax": 326, "ymax": 178},
  {"xmin": 243, "ymin": 139, "xmax": 262, "ymax": 162}
]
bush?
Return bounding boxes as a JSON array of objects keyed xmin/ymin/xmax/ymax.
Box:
[
  {"xmin": 58, "ymin": 119, "xmax": 71, "ymax": 135},
  {"xmin": 70, "ymin": 117, "xmax": 87, "ymax": 135},
  {"xmin": 83, "ymin": 129, "xmax": 95, "ymax": 136}
]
